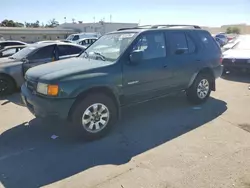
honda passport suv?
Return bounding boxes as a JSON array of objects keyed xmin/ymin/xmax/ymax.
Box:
[{"xmin": 21, "ymin": 25, "xmax": 223, "ymax": 140}]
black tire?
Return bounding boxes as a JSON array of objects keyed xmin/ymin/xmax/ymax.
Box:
[
  {"xmin": 71, "ymin": 93, "xmax": 118, "ymax": 141},
  {"xmin": 186, "ymin": 73, "xmax": 212, "ymax": 105},
  {"xmin": 0, "ymin": 75, "xmax": 16, "ymax": 96}
]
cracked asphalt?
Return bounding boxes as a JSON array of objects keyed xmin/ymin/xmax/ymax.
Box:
[{"xmin": 0, "ymin": 74, "xmax": 250, "ymax": 188}]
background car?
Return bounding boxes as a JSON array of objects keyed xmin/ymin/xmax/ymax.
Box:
[
  {"xmin": 222, "ymin": 36, "xmax": 250, "ymax": 73},
  {"xmin": 0, "ymin": 41, "xmax": 27, "ymax": 50},
  {"xmin": 214, "ymin": 37, "xmax": 226, "ymax": 47},
  {"xmin": 0, "ymin": 45, "xmax": 27, "ymax": 58},
  {"xmin": 77, "ymin": 38, "xmax": 98, "ymax": 48},
  {"xmin": 215, "ymin": 33, "xmax": 228, "ymax": 45},
  {"xmin": 65, "ymin": 32, "xmax": 101, "ymax": 43},
  {"xmin": 0, "ymin": 42, "xmax": 86, "ymax": 95}
]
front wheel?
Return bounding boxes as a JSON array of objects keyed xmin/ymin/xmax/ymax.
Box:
[
  {"xmin": 186, "ymin": 74, "xmax": 212, "ymax": 104},
  {"xmin": 0, "ymin": 75, "xmax": 16, "ymax": 96},
  {"xmin": 71, "ymin": 93, "xmax": 118, "ymax": 140}
]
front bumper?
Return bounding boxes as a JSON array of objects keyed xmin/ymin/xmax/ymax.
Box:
[{"xmin": 21, "ymin": 84, "xmax": 75, "ymax": 120}]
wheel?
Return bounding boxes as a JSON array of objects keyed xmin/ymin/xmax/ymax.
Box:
[
  {"xmin": 71, "ymin": 93, "xmax": 118, "ymax": 140},
  {"xmin": 186, "ymin": 73, "xmax": 212, "ymax": 104},
  {"xmin": 0, "ymin": 75, "xmax": 16, "ymax": 96}
]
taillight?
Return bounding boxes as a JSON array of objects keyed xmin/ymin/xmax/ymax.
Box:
[{"xmin": 220, "ymin": 57, "xmax": 223, "ymax": 64}]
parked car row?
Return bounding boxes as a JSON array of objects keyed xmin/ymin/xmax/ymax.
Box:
[
  {"xmin": 16, "ymin": 25, "xmax": 223, "ymax": 140},
  {"xmin": 0, "ymin": 42, "xmax": 86, "ymax": 95},
  {"xmin": 222, "ymin": 35, "xmax": 250, "ymax": 73}
]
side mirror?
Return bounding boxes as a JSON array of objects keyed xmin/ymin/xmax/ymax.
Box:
[
  {"xmin": 21, "ymin": 58, "xmax": 29, "ymax": 64},
  {"xmin": 175, "ymin": 48, "xmax": 187, "ymax": 55},
  {"xmin": 129, "ymin": 51, "xmax": 143, "ymax": 65}
]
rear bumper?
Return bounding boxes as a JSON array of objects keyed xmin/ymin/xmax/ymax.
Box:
[
  {"xmin": 213, "ymin": 65, "xmax": 224, "ymax": 79},
  {"xmin": 21, "ymin": 84, "xmax": 75, "ymax": 120}
]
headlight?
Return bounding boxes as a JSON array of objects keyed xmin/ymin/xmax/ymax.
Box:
[{"xmin": 37, "ymin": 83, "xmax": 59, "ymax": 96}]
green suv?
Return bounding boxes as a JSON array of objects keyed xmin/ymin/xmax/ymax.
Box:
[{"xmin": 21, "ymin": 25, "xmax": 223, "ymax": 140}]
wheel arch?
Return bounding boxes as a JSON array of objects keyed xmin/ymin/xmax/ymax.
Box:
[
  {"xmin": 188, "ymin": 68, "xmax": 215, "ymax": 91},
  {"xmin": 68, "ymin": 86, "xmax": 120, "ymax": 121}
]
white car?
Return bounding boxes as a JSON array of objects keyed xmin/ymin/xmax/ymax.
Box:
[
  {"xmin": 65, "ymin": 33, "xmax": 101, "ymax": 44},
  {"xmin": 77, "ymin": 38, "xmax": 98, "ymax": 48},
  {"xmin": 222, "ymin": 37, "xmax": 250, "ymax": 73}
]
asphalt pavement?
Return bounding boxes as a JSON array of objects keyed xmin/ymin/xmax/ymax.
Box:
[{"xmin": 0, "ymin": 74, "xmax": 250, "ymax": 188}]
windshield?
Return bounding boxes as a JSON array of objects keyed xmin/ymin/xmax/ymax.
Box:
[
  {"xmin": 11, "ymin": 46, "xmax": 36, "ymax": 59},
  {"xmin": 80, "ymin": 32, "xmax": 137, "ymax": 62},
  {"xmin": 66, "ymin": 34, "xmax": 74, "ymax": 41},
  {"xmin": 232, "ymin": 40, "xmax": 250, "ymax": 50}
]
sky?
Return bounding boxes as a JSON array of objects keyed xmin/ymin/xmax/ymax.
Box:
[{"xmin": 1, "ymin": 0, "xmax": 250, "ymax": 27}]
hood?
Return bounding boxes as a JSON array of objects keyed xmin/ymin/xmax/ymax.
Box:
[
  {"xmin": 26, "ymin": 57, "xmax": 113, "ymax": 81},
  {"xmin": 0, "ymin": 57, "xmax": 22, "ymax": 68},
  {"xmin": 223, "ymin": 49, "xmax": 250, "ymax": 59}
]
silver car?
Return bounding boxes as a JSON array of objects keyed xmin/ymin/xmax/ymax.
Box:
[{"xmin": 0, "ymin": 42, "xmax": 86, "ymax": 95}]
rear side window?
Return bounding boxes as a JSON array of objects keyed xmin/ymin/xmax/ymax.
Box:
[
  {"xmin": 198, "ymin": 31, "xmax": 220, "ymax": 52},
  {"xmin": 28, "ymin": 45, "xmax": 55, "ymax": 60},
  {"xmin": 58, "ymin": 45, "xmax": 82, "ymax": 56}
]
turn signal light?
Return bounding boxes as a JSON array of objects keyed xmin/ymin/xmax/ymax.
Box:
[{"xmin": 47, "ymin": 85, "xmax": 59, "ymax": 96}]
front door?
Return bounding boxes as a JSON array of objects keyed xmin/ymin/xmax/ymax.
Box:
[
  {"xmin": 22, "ymin": 45, "xmax": 56, "ymax": 75},
  {"xmin": 122, "ymin": 32, "xmax": 174, "ymax": 105}
]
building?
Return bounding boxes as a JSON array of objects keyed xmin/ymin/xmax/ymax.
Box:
[
  {"xmin": 57, "ymin": 22, "xmax": 138, "ymax": 35},
  {"xmin": 0, "ymin": 27, "xmax": 74, "ymax": 43},
  {"xmin": 202, "ymin": 23, "xmax": 250, "ymax": 34}
]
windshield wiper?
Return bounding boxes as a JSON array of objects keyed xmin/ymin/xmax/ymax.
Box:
[{"xmin": 93, "ymin": 51, "xmax": 106, "ymax": 61}]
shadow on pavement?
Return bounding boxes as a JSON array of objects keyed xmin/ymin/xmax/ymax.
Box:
[
  {"xmin": 0, "ymin": 93, "xmax": 25, "ymax": 106},
  {"xmin": 0, "ymin": 95, "xmax": 227, "ymax": 188},
  {"xmin": 221, "ymin": 72, "xmax": 250, "ymax": 84}
]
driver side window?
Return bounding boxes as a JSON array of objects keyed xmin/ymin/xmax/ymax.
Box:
[
  {"xmin": 28, "ymin": 45, "xmax": 55, "ymax": 61},
  {"xmin": 132, "ymin": 33, "xmax": 166, "ymax": 60}
]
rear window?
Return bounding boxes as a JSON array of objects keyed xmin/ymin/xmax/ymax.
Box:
[{"xmin": 198, "ymin": 31, "xmax": 220, "ymax": 52}]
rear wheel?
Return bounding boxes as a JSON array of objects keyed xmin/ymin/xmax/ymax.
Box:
[
  {"xmin": 71, "ymin": 93, "xmax": 118, "ymax": 140},
  {"xmin": 0, "ymin": 75, "xmax": 16, "ymax": 96},
  {"xmin": 186, "ymin": 73, "xmax": 212, "ymax": 104}
]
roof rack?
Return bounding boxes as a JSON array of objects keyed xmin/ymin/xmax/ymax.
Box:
[{"xmin": 117, "ymin": 24, "xmax": 201, "ymax": 31}]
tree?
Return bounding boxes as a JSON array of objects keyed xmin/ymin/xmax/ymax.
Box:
[
  {"xmin": 226, "ymin": 27, "xmax": 232, "ymax": 34},
  {"xmin": 231, "ymin": 27, "xmax": 240, "ymax": 34},
  {"xmin": 45, "ymin": 19, "xmax": 59, "ymax": 28},
  {"xmin": 0, "ymin": 19, "xmax": 24, "ymax": 27},
  {"xmin": 25, "ymin": 20, "xmax": 40, "ymax": 28},
  {"xmin": 226, "ymin": 26, "xmax": 240, "ymax": 34}
]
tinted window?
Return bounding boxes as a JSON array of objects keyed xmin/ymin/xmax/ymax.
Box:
[
  {"xmin": 198, "ymin": 31, "xmax": 220, "ymax": 52},
  {"xmin": 132, "ymin": 33, "xmax": 166, "ymax": 60},
  {"xmin": 168, "ymin": 32, "xmax": 188, "ymax": 55},
  {"xmin": 186, "ymin": 35, "xmax": 196, "ymax": 53},
  {"xmin": 29, "ymin": 45, "xmax": 55, "ymax": 60},
  {"xmin": 72, "ymin": 35, "xmax": 80, "ymax": 41},
  {"xmin": 58, "ymin": 45, "xmax": 82, "ymax": 56}
]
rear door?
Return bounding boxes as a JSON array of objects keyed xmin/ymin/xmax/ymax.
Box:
[
  {"xmin": 22, "ymin": 45, "xmax": 56, "ymax": 74},
  {"xmin": 57, "ymin": 44, "xmax": 83, "ymax": 59},
  {"xmin": 165, "ymin": 30, "xmax": 200, "ymax": 89}
]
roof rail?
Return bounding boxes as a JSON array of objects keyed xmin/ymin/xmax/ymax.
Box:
[{"xmin": 117, "ymin": 24, "xmax": 201, "ymax": 31}]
